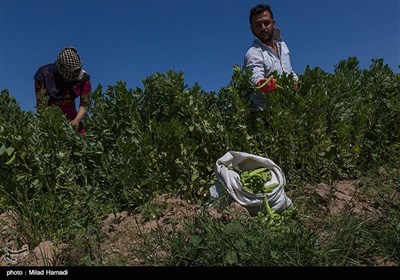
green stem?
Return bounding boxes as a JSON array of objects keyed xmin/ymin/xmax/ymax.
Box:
[
  {"xmin": 253, "ymin": 78, "xmax": 283, "ymax": 90},
  {"xmin": 264, "ymin": 196, "xmax": 274, "ymax": 219}
]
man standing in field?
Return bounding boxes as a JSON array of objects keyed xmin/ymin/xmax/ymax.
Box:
[{"xmin": 244, "ymin": 4, "xmax": 298, "ymax": 128}]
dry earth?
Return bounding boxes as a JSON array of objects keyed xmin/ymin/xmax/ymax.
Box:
[{"xmin": 0, "ymin": 180, "xmax": 397, "ymax": 266}]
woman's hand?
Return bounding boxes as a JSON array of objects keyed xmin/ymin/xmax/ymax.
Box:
[{"xmin": 69, "ymin": 119, "xmax": 80, "ymax": 128}]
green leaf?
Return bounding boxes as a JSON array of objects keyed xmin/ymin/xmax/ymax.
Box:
[{"xmin": 224, "ymin": 251, "xmax": 238, "ymax": 265}]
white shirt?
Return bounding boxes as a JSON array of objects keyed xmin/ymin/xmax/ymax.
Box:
[{"xmin": 244, "ymin": 28, "xmax": 298, "ymax": 112}]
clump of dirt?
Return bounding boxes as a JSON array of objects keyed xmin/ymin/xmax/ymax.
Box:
[
  {"xmin": 0, "ymin": 211, "xmax": 67, "ymax": 266},
  {"xmin": 310, "ymin": 180, "xmax": 381, "ymax": 218}
]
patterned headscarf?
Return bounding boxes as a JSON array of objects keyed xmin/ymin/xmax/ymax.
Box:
[{"xmin": 55, "ymin": 47, "xmax": 82, "ymax": 82}]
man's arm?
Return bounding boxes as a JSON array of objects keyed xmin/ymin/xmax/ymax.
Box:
[
  {"xmin": 245, "ymin": 48, "xmax": 277, "ymax": 93},
  {"xmin": 244, "ymin": 48, "xmax": 265, "ymax": 86}
]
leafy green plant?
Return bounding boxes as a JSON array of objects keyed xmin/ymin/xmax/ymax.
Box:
[{"xmin": 0, "ymin": 57, "xmax": 399, "ymax": 266}]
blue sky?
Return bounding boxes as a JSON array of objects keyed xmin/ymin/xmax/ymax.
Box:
[{"xmin": 1, "ymin": 0, "xmax": 399, "ymax": 112}]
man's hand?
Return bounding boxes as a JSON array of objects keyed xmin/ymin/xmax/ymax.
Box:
[{"xmin": 256, "ymin": 77, "xmax": 277, "ymax": 93}]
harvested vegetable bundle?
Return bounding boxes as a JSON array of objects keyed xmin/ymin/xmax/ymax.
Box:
[
  {"xmin": 211, "ymin": 151, "xmax": 292, "ymax": 216},
  {"xmin": 240, "ymin": 167, "xmax": 279, "ymax": 194}
]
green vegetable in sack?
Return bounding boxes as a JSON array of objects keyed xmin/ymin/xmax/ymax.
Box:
[
  {"xmin": 240, "ymin": 167, "xmax": 273, "ymax": 194},
  {"xmin": 263, "ymin": 183, "xmax": 279, "ymax": 193}
]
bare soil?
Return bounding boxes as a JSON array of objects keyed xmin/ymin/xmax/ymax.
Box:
[{"xmin": 0, "ymin": 180, "xmax": 397, "ymax": 266}]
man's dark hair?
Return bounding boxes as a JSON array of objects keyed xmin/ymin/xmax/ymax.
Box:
[{"xmin": 249, "ymin": 4, "xmax": 274, "ymax": 24}]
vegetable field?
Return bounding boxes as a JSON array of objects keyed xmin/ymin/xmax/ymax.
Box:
[{"xmin": 0, "ymin": 57, "xmax": 399, "ymax": 266}]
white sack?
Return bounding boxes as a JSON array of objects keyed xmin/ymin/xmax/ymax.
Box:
[{"xmin": 209, "ymin": 151, "xmax": 292, "ymax": 215}]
